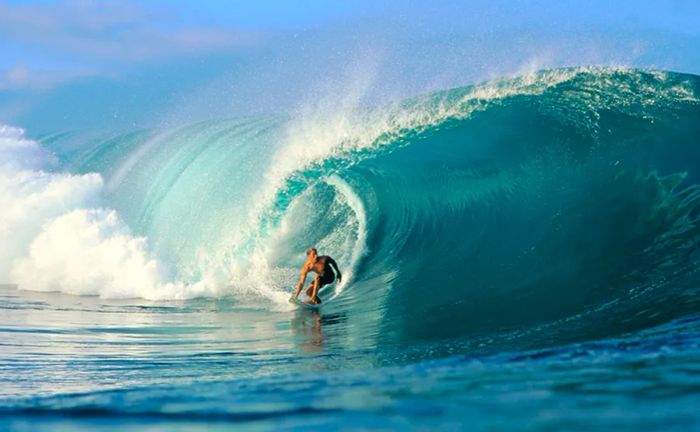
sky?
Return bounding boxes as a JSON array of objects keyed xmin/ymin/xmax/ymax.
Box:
[{"xmin": 1, "ymin": 0, "xmax": 699, "ymax": 132}]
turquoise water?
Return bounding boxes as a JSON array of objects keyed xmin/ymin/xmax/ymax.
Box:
[
  {"xmin": 2, "ymin": 285, "xmax": 700, "ymax": 431},
  {"xmin": 2, "ymin": 68, "xmax": 700, "ymax": 430}
]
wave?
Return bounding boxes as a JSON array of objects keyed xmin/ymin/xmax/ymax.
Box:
[
  {"xmin": 0, "ymin": 126, "xmax": 212, "ymax": 299},
  {"xmin": 3, "ymin": 67, "xmax": 700, "ymax": 346}
]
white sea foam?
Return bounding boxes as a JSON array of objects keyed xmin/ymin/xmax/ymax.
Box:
[{"xmin": 0, "ymin": 125, "xmax": 212, "ymax": 300}]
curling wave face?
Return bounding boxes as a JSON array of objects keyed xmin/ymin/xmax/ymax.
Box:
[{"xmin": 3, "ymin": 67, "xmax": 700, "ymax": 349}]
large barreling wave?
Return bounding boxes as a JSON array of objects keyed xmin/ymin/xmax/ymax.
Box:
[{"xmin": 2, "ymin": 67, "xmax": 700, "ymax": 349}]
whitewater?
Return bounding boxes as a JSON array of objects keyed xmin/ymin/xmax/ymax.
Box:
[{"xmin": 2, "ymin": 67, "xmax": 700, "ymax": 430}]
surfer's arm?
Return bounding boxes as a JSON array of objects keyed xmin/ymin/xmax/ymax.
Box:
[
  {"xmin": 294, "ymin": 266, "xmax": 308, "ymax": 298},
  {"xmin": 328, "ymin": 258, "xmax": 342, "ymax": 282}
]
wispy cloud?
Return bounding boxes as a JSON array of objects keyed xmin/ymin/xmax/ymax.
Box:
[
  {"xmin": 0, "ymin": 0, "xmax": 260, "ymax": 62},
  {"xmin": 0, "ymin": 64, "xmax": 96, "ymax": 91}
]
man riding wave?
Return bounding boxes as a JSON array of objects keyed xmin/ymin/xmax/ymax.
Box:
[{"xmin": 292, "ymin": 247, "xmax": 342, "ymax": 305}]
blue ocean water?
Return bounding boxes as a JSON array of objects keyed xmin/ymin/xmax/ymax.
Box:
[{"xmin": 2, "ymin": 68, "xmax": 700, "ymax": 430}]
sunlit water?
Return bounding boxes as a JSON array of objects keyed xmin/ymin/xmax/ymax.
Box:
[{"xmin": 2, "ymin": 285, "xmax": 700, "ymax": 431}]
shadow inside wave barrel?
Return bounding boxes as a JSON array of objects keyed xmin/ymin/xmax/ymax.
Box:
[{"xmin": 342, "ymin": 70, "xmax": 700, "ymax": 351}]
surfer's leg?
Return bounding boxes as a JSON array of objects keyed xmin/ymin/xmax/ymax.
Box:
[
  {"xmin": 309, "ymin": 273, "xmax": 333, "ymax": 304},
  {"xmin": 310, "ymin": 283, "xmax": 324, "ymax": 304},
  {"xmin": 309, "ymin": 277, "xmax": 324, "ymax": 304},
  {"xmin": 305, "ymin": 283, "xmax": 314, "ymax": 296}
]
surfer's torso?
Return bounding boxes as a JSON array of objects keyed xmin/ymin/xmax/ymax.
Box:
[{"xmin": 305, "ymin": 255, "xmax": 334, "ymax": 277}]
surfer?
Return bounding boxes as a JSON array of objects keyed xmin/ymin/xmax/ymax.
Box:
[{"xmin": 292, "ymin": 248, "xmax": 342, "ymax": 305}]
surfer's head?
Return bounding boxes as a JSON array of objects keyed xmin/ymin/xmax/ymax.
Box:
[{"xmin": 306, "ymin": 247, "xmax": 318, "ymax": 259}]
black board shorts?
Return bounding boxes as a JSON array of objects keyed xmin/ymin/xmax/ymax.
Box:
[{"xmin": 319, "ymin": 271, "xmax": 335, "ymax": 286}]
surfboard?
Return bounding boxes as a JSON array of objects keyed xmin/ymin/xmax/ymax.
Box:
[{"xmin": 289, "ymin": 297, "xmax": 321, "ymax": 311}]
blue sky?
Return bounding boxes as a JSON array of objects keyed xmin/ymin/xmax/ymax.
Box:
[{"xmin": 1, "ymin": 0, "xmax": 699, "ymax": 131}]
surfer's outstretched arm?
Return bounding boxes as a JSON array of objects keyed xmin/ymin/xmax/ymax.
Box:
[
  {"xmin": 328, "ymin": 257, "xmax": 342, "ymax": 282},
  {"xmin": 294, "ymin": 267, "xmax": 309, "ymax": 298}
]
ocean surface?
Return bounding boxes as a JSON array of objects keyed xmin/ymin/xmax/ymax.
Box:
[{"xmin": 2, "ymin": 68, "xmax": 700, "ymax": 430}]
